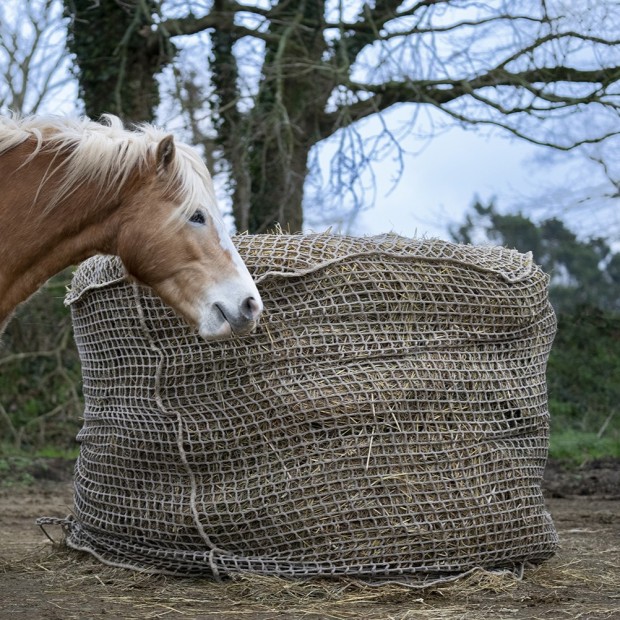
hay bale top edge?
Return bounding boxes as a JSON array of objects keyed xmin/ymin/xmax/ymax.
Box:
[{"xmin": 65, "ymin": 233, "xmax": 540, "ymax": 306}]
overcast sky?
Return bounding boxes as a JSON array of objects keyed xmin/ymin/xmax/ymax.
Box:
[
  {"xmin": 353, "ymin": 125, "xmax": 568, "ymax": 241},
  {"xmin": 308, "ymin": 104, "xmax": 618, "ymax": 244}
]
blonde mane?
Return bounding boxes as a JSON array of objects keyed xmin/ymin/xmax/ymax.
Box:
[{"xmin": 0, "ymin": 113, "xmax": 216, "ymax": 218}]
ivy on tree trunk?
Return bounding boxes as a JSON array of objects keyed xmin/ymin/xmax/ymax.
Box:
[
  {"xmin": 211, "ymin": 0, "xmax": 332, "ymax": 233},
  {"xmin": 63, "ymin": 0, "xmax": 174, "ymax": 122}
]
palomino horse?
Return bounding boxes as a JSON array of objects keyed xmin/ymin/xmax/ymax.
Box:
[{"xmin": 0, "ymin": 114, "xmax": 262, "ymax": 339}]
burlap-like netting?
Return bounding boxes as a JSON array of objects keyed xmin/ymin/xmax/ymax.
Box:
[{"xmin": 45, "ymin": 233, "xmax": 558, "ymax": 582}]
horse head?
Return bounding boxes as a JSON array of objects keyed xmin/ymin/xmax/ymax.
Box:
[{"xmin": 116, "ymin": 134, "xmax": 263, "ymax": 340}]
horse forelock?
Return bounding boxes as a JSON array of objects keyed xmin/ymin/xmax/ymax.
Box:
[
  {"xmin": 164, "ymin": 140, "xmax": 218, "ymax": 224},
  {"xmin": 0, "ymin": 114, "xmax": 217, "ymax": 219}
]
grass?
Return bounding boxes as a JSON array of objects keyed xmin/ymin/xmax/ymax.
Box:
[
  {"xmin": 0, "ymin": 455, "xmax": 36, "ymax": 487},
  {"xmin": 549, "ymin": 429, "xmax": 620, "ymax": 466}
]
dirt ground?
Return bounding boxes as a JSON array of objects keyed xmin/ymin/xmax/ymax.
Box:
[{"xmin": 0, "ymin": 458, "xmax": 618, "ymax": 620}]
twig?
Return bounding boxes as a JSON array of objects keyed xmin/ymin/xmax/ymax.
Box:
[{"xmin": 597, "ymin": 411, "xmax": 615, "ymax": 439}]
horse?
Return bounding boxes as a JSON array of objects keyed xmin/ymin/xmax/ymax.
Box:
[{"xmin": 0, "ymin": 114, "xmax": 262, "ymax": 339}]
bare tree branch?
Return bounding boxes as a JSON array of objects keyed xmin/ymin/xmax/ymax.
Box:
[
  {"xmin": 0, "ymin": 0, "xmax": 73, "ymax": 115},
  {"xmin": 324, "ymin": 62, "xmax": 619, "ymax": 147}
]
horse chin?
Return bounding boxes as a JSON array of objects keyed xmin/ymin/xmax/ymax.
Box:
[
  {"xmin": 198, "ymin": 319, "xmax": 233, "ymax": 341},
  {"xmin": 196, "ymin": 302, "xmax": 235, "ymax": 341}
]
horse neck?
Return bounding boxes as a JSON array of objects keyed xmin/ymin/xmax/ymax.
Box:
[{"xmin": 0, "ymin": 142, "xmax": 131, "ymax": 323}]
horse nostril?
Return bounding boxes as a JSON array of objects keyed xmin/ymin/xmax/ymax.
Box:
[{"xmin": 241, "ymin": 296, "xmax": 262, "ymax": 321}]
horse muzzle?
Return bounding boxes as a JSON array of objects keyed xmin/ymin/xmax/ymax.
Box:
[{"xmin": 199, "ymin": 290, "xmax": 263, "ymax": 341}]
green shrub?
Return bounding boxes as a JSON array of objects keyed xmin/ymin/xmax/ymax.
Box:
[
  {"xmin": 547, "ymin": 305, "xmax": 619, "ymax": 453},
  {"xmin": 0, "ymin": 270, "xmax": 82, "ymax": 452}
]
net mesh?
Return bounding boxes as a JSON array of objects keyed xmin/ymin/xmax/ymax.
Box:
[{"xmin": 59, "ymin": 233, "xmax": 558, "ymax": 581}]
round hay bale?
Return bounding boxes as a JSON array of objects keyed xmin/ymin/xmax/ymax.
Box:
[{"xmin": 61, "ymin": 233, "xmax": 558, "ymax": 582}]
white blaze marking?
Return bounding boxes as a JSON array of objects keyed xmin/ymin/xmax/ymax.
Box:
[{"xmin": 211, "ymin": 211, "xmax": 258, "ymax": 287}]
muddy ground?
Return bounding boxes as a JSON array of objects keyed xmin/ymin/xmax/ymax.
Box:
[{"xmin": 0, "ymin": 458, "xmax": 618, "ymax": 620}]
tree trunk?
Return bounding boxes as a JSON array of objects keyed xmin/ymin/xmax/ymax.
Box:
[
  {"xmin": 211, "ymin": 0, "xmax": 331, "ymax": 233},
  {"xmin": 64, "ymin": 0, "xmax": 173, "ymax": 122},
  {"xmin": 247, "ymin": 138, "xmax": 311, "ymax": 234}
]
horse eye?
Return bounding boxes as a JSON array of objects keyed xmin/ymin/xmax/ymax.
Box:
[{"xmin": 189, "ymin": 210, "xmax": 206, "ymax": 225}]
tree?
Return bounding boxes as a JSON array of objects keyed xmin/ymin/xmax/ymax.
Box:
[
  {"xmin": 0, "ymin": 0, "xmax": 75, "ymax": 115},
  {"xmin": 546, "ymin": 304, "xmax": 620, "ymax": 442},
  {"xmin": 60, "ymin": 1, "xmax": 620, "ymax": 233},
  {"xmin": 450, "ymin": 200, "xmax": 620, "ymax": 313}
]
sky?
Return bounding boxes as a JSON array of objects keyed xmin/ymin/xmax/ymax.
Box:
[
  {"xmin": 309, "ymin": 104, "xmax": 617, "ymax": 244},
  {"xmin": 342, "ymin": 122, "xmax": 551, "ymax": 241}
]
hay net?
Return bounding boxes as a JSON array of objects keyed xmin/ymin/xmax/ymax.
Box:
[{"xmin": 58, "ymin": 233, "xmax": 558, "ymax": 581}]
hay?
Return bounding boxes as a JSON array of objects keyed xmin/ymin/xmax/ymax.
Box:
[
  {"xmin": 50, "ymin": 233, "xmax": 557, "ymax": 581},
  {"xmin": 9, "ymin": 538, "xmax": 620, "ymax": 620}
]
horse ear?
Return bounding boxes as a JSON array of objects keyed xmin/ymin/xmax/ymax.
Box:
[{"xmin": 156, "ymin": 135, "xmax": 175, "ymax": 172}]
